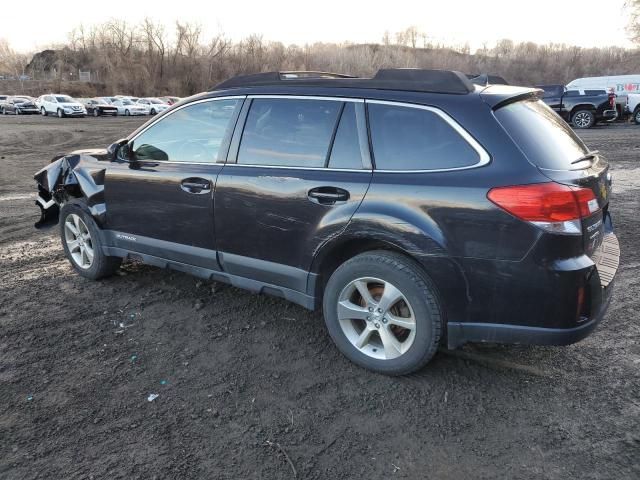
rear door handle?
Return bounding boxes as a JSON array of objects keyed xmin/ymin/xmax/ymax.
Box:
[
  {"xmin": 181, "ymin": 177, "xmax": 211, "ymax": 194},
  {"xmin": 307, "ymin": 187, "xmax": 350, "ymax": 205}
]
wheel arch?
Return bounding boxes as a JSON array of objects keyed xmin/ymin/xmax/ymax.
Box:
[
  {"xmin": 309, "ymin": 229, "xmax": 470, "ymax": 325},
  {"xmin": 569, "ymin": 104, "xmax": 596, "ymax": 118}
]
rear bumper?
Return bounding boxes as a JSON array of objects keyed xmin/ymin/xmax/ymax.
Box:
[
  {"xmin": 447, "ymin": 279, "xmax": 613, "ymax": 347},
  {"xmin": 448, "ymin": 231, "xmax": 619, "ymax": 349}
]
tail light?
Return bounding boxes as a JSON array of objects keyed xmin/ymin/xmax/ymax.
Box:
[
  {"xmin": 608, "ymin": 92, "xmax": 616, "ymax": 109},
  {"xmin": 487, "ymin": 182, "xmax": 600, "ymax": 235}
]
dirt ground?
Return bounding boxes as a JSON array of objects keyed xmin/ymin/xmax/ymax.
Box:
[{"xmin": 0, "ymin": 115, "xmax": 638, "ymax": 480}]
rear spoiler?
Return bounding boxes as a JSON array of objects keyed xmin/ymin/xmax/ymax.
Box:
[{"xmin": 479, "ymin": 85, "xmax": 543, "ymax": 109}]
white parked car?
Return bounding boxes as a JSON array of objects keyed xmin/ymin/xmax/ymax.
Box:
[
  {"xmin": 112, "ymin": 99, "xmax": 149, "ymax": 116},
  {"xmin": 36, "ymin": 94, "xmax": 86, "ymax": 118},
  {"xmin": 626, "ymin": 93, "xmax": 640, "ymax": 124},
  {"xmin": 137, "ymin": 97, "xmax": 170, "ymax": 115},
  {"xmin": 114, "ymin": 95, "xmax": 139, "ymax": 103}
]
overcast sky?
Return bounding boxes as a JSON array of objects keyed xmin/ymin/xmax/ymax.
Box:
[{"xmin": 2, "ymin": 0, "xmax": 633, "ymax": 52}]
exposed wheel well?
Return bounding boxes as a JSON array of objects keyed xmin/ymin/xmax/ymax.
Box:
[
  {"xmin": 570, "ymin": 105, "xmax": 596, "ymax": 118},
  {"xmin": 313, "ymin": 238, "xmax": 415, "ymax": 299}
]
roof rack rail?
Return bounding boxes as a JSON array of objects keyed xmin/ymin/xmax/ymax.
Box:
[{"xmin": 212, "ymin": 68, "xmax": 475, "ymax": 95}]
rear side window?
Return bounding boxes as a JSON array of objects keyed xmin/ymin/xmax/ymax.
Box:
[
  {"xmin": 131, "ymin": 99, "xmax": 240, "ymax": 163},
  {"xmin": 495, "ymin": 99, "xmax": 589, "ymax": 170},
  {"xmin": 328, "ymin": 103, "xmax": 363, "ymax": 169},
  {"xmin": 238, "ymin": 98, "xmax": 341, "ymax": 167},
  {"xmin": 367, "ymin": 103, "xmax": 480, "ymax": 170}
]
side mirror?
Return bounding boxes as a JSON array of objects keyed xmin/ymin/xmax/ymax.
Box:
[{"xmin": 107, "ymin": 138, "xmax": 130, "ymax": 161}]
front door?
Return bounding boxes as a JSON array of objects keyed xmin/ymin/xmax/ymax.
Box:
[
  {"xmin": 104, "ymin": 96, "xmax": 244, "ymax": 269},
  {"xmin": 214, "ymin": 96, "xmax": 372, "ymax": 292}
]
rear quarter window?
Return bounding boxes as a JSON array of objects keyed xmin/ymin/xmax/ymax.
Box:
[
  {"xmin": 367, "ymin": 102, "xmax": 481, "ymax": 171},
  {"xmin": 494, "ymin": 99, "xmax": 589, "ymax": 170}
]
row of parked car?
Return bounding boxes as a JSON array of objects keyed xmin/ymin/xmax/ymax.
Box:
[{"xmin": 0, "ymin": 94, "xmax": 181, "ymax": 117}]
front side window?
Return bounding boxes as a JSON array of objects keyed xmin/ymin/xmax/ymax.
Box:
[
  {"xmin": 238, "ymin": 98, "xmax": 341, "ymax": 167},
  {"xmin": 368, "ymin": 103, "xmax": 480, "ymax": 170},
  {"xmin": 131, "ymin": 99, "xmax": 240, "ymax": 163}
]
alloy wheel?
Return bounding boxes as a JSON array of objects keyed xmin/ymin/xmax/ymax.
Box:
[
  {"xmin": 64, "ymin": 214, "xmax": 94, "ymax": 269},
  {"xmin": 573, "ymin": 111, "xmax": 592, "ymax": 128},
  {"xmin": 337, "ymin": 277, "xmax": 416, "ymax": 360}
]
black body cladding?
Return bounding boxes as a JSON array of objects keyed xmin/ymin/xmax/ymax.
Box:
[{"xmin": 34, "ymin": 69, "xmax": 618, "ymax": 350}]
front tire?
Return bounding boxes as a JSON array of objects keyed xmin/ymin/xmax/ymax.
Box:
[
  {"xmin": 633, "ymin": 107, "xmax": 640, "ymax": 125},
  {"xmin": 125, "ymin": 109, "xmax": 130, "ymax": 116},
  {"xmin": 57, "ymin": 108, "xmax": 64, "ymax": 118},
  {"xmin": 571, "ymin": 109, "xmax": 595, "ymax": 129},
  {"xmin": 150, "ymin": 108, "xmax": 156, "ymax": 115},
  {"xmin": 60, "ymin": 203, "xmax": 121, "ymax": 280},
  {"xmin": 323, "ymin": 251, "xmax": 442, "ymax": 375},
  {"xmin": 93, "ymin": 109, "xmax": 99, "ymax": 117}
]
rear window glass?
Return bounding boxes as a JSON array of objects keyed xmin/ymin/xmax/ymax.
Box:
[
  {"xmin": 368, "ymin": 103, "xmax": 480, "ymax": 170},
  {"xmin": 495, "ymin": 99, "xmax": 589, "ymax": 170}
]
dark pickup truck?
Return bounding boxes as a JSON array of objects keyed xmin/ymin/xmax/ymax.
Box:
[{"xmin": 536, "ymin": 84, "xmax": 617, "ymax": 128}]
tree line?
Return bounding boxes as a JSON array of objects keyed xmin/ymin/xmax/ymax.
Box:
[{"xmin": 1, "ymin": 22, "xmax": 639, "ymax": 97}]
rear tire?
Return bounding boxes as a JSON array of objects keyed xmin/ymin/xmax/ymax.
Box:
[
  {"xmin": 322, "ymin": 250, "xmax": 442, "ymax": 375},
  {"xmin": 125, "ymin": 109, "xmax": 130, "ymax": 116},
  {"xmin": 571, "ymin": 109, "xmax": 595, "ymax": 129},
  {"xmin": 633, "ymin": 107, "xmax": 640, "ymax": 125},
  {"xmin": 59, "ymin": 203, "xmax": 121, "ymax": 280},
  {"xmin": 41, "ymin": 107, "xmax": 47, "ymax": 116}
]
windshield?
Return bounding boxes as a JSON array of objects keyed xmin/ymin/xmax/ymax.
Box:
[
  {"xmin": 495, "ymin": 99, "xmax": 589, "ymax": 170},
  {"xmin": 55, "ymin": 96, "xmax": 74, "ymax": 103},
  {"xmin": 122, "ymin": 99, "xmax": 133, "ymax": 105},
  {"xmin": 14, "ymin": 97, "xmax": 30, "ymax": 103},
  {"xmin": 149, "ymin": 98, "xmax": 164, "ymax": 104}
]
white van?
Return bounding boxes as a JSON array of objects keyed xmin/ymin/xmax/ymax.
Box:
[{"xmin": 566, "ymin": 75, "xmax": 640, "ymax": 102}]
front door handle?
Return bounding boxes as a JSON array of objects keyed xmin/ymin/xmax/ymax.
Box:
[
  {"xmin": 181, "ymin": 177, "xmax": 211, "ymax": 194},
  {"xmin": 307, "ymin": 187, "xmax": 350, "ymax": 205}
]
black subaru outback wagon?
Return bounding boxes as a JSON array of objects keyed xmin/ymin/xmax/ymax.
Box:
[{"xmin": 34, "ymin": 69, "xmax": 619, "ymax": 375}]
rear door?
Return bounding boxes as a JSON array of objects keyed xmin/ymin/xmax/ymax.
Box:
[
  {"xmin": 104, "ymin": 96, "xmax": 244, "ymax": 268},
  {"xmin": 214, "ymin": 96, "xmax": 372, "ymax": 292}
]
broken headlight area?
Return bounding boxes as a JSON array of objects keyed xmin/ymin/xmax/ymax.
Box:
[{"xmin": 35, "ymin": 184, "xmax": 60, "ymax": 229}]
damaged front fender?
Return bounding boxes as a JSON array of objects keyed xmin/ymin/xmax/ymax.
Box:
[{"xmin": 34, "ymin": 149, "xmax": 109, "ymax": 229}]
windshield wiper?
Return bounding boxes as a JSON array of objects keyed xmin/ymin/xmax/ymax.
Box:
[{"xmin": 570, "ymin": 150, "xmax": 599, "ymax": 166}]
